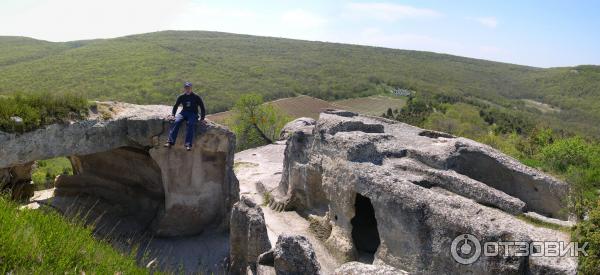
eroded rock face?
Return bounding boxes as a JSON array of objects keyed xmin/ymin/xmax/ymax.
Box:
[
  {"xmin": 229, "ymin": 196, "xmax": 272, "ymax": 275},
  {"xmin": 279, "ymin": 117, "xmax": 316, "ymax": 140},
  {"xmin": 0, "ymin": 161, "xmax": 34, "ymax": 201},
  {"xmin": 0, "ymin": 102, "xmax": 239, "ymax": 237},
  {"xmin": 333, "ymin": 262, "xmax": 407, "ymax": 275},
  {"xmin": 54, "ymin": 147, "xmax": 164, "ymax": 232},
  {"xmin": 272, "ymin": 234, "xmax": 321, "ymax": 275},
  {"xmin": 271, "ymin": 109, "xmax": 576, "ymax": 274}
]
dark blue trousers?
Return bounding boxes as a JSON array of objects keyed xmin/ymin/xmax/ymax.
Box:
[{"xmin": 167, "ymin": 111, "xmax": 198, "ymax": 146}]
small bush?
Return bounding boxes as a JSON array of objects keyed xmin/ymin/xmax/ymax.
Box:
[
  {"xmin": 227, "ymin": 93, "xmax": 292, "ymax": 151},
  {"xmin": 541, "ymin": 137, "xmax": 590, "ymax": 172},
  {"xmin": 571, "ymin": 201, "xmax": 600, "ymax": 274},
  {"xmin": 31, "ymin": 157, "xmax": 73, "ymax": 190},
  {"xmin": 0, "ymin": 91, "xmax": 89, "ymax": 133}
]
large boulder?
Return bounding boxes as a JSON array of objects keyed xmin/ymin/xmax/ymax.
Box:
[
  {"xmin": 279, "ymin": 117, "xmax": 316, "ymax": 140},
  {"xmin": 270, "ymin": 109, "xmax": 576, "ymax": 273},
  {"xmin": 0, "ymin": 102, "xmax": 239, "ymax": 236},
  {"xmin": 272, "ymin": 234, "xmax": 321, "ymax": 275},
  {"xmin": 229, "ymin": 196, "xmax": 271, "ymax": 274}
]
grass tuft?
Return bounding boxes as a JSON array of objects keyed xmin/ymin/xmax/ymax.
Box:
[
  {"xmin": 0, "ymin": 195, "xmax": 149, "ymax": 274},
  {"xmin": 516, "ymin": 214, "xmax": 571, "ymax": 233}
]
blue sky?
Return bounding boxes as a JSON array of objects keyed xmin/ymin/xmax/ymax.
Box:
[{"xmin": 1, "ymin": 0, "xmax": 599, "ymax": 67}]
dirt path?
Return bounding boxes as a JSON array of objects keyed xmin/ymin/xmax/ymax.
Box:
[{"xmin": 235, "ymin": 142, "xmax": 342, "ymax": 274}]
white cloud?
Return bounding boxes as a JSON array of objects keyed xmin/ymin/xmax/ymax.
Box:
[
  {"xmin": 281, "ymin": 9, "xmax": 326, "ymax": 29},
  {"xmin": 343, "ymin": 2, "xmax": 441, "ymax": 22},
  {"xmin": 473, "ymin": 17, "xmax": 498, "ymax": 28}
]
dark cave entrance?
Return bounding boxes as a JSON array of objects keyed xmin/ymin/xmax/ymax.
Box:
[{"xmin": 351, "ymin": 193, "xmax": 381, "ymax": 263}]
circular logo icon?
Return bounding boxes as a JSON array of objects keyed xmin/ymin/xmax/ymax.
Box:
[{"xmin": 451, "ymin": 234, "xmax": 482, "ymax": 264}]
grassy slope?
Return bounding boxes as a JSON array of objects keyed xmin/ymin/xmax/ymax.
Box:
[
  {"xmin": 0, "ymin": 31, "xmax": 599, "ymax": 135},
  {"xmin": 0, "ymin": 37, "xmax": 70, "ymax": 66},
  {"xmin": 0, "ymin": 197, "xmax": 148, "ymax": 274},
  {"xmin": 207, "ymin": 95, "xmax": 336, "ymax": 124},
  {"xmin": 333, "ymin": 95, "xmax": 407, "ymax": 116}
]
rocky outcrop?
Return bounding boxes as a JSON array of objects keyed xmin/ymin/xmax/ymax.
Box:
[
  {"xmin": 279, "ymin": 117, "xmax": 316, "ymax": 140},
  {"xmin": 0, "ymin": 161, "xmax": 34, "ymax": 201},
  {"xmin": 271, "ymin": 109, "xmax": 576, "ymax": 274},
  {"xmin": 333, "ymin": 262, "xmax": 407, "ymax": 275},
  {"xmin": 0, "ymin": 102, "xmax": 238, "ymax": 237},
  {"xmin": 229, "ymin": 196, "xmax": 272, "ymax": 274},
  {"xmin": 258, "ymin": 234, "xmax": 321, "ymax": 275}
]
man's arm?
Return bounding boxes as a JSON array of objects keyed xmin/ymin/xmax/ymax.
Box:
[
  {"xmin": 198, "ymin": 95, "xmax": 206, "ymax": 120},
  {"xmin": 172, "ymin": 95, "xmax": 182, "ymax": 116}
]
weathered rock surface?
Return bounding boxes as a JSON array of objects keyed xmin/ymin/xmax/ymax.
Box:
[
  {"xmin": 255, "ymin": 234, "xmax": 321, "ymax": 275},
  {"xmin": 0, "ymin": 161, "xmax": 34, "ymax": 200},
  {"xmin": 234, "ymin": 142, "xmax": 343, "ymax": 274},
  {"xmin": 279, "ymin": 117, "xmax": 316, "ymax": 140},
  {"xmin": 271, "ymin": 109, "xmax": 576, "ymax": 274},
  {"xmin": 271, "ymin": 234, "xmax": 321, "ymax": 275},
  {"xmin": 0, "ymin": 102, "xmax": 239, "ymax": 236},
  {"xmin": 333, "ymin": 262, "xmax": 407, "ymax": 275},
  {"xmin": 229, "ymin": 196, "xmax": 272, "ymax": 274}
]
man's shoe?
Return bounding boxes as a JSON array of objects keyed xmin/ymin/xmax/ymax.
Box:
[
  {"xmin": 164, "ymin": 142, "xmax": 173, "ymax": 148},
  {"xmin": 186, "ymin": 146, "xmax": 192, "ymax": 151}
]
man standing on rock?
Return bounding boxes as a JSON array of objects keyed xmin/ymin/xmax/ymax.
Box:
[{"xmin": 165, "ymin": 81, "xmax": 206, "ymax": 151}]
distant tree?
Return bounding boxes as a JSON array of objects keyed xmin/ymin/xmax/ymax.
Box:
[
  {"xmin": 228, "ymin": 93, "xmax": 291, "ymax": 150},
  {"xmin": 423, "ymin": 103, "xmax": 488, "ymax": 138}
]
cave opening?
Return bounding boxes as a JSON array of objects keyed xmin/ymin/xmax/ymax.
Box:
[
  {"xmin": 0, "ymin": 157, "xmax": 74, "ymax": 201},
  {"xmin": 1, "ymin": 146, "xmax": 167, "ymax": 238},
  {"xmin": 351, "ymin": 193, "xmax": 381, "ymax": 263}
]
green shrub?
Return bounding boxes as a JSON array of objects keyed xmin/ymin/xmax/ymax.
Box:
[
  {"xmin": 227, "ymin": 93, "xmax": 292, "ymax": 151},
  {"xmin": 571, "ymin": 201, "xmax": 600, "ymax": 274},
  {"xmin": 566, "ymin": 166, "xmax": 600, "ymax": 218},
  {"xmin": 0, "ymin": 91, "xmax": 88, "ymax": 133},
  {"xmin": 423, "ymin": 103, "xmax": 489, "ymax": 139},
  {"xmin": 541, "ymin": 137, "xmax": 591, "ymax": 172},
  {"xmin": 31, "ymin": 157, "xmax": 73, "ymax": 189},
  {"xmin": 479, "ymin": 107, "xmax": 534, "ymax": 135}
]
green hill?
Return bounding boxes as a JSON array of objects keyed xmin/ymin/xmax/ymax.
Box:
[{"xmin": 1, "ymin": 30, "xmax": 599, "ymax": 135}]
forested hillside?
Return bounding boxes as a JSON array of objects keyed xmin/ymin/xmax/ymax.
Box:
[{"xmin": 1, "ymin": 30, "xmax": 599, "ymax": 135}]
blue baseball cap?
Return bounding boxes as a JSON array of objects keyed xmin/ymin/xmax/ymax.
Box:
[{"xmin": 184, "ymin": 82, "xmax": 192, "ymax": 87}]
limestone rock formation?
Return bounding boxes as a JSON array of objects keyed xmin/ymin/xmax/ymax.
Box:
[
  {"xmin": 0, "ymin": 161, "xmax": 34, "ymax": 201},
  {"xmin": 254, "ymin": 235, "xmax": 323, "ymax": 275},
  {"xmin": 270, "ymin": 109, "xmax": 576, "ymax": 274},
  {"xmin": 279, "ymin": 117, "xmax": 316, "ymax": 140},
  {"xmin": 0, "ymin": 102, "xmax": 239, "ymax": 237},
  {"xmin": 229, "ymin": 196, "xmax": 272, "ymax": 274},
  {"xmin": 333, "ymin": 262, "xmax": 407, "ymax": 275},
  {"xmin": 272, "ymin": 234, "xmax": 321, "ymax": 275},
  {"xmin": 255, "ymin": 250, "xmax": 277, "ymax": 275}
]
